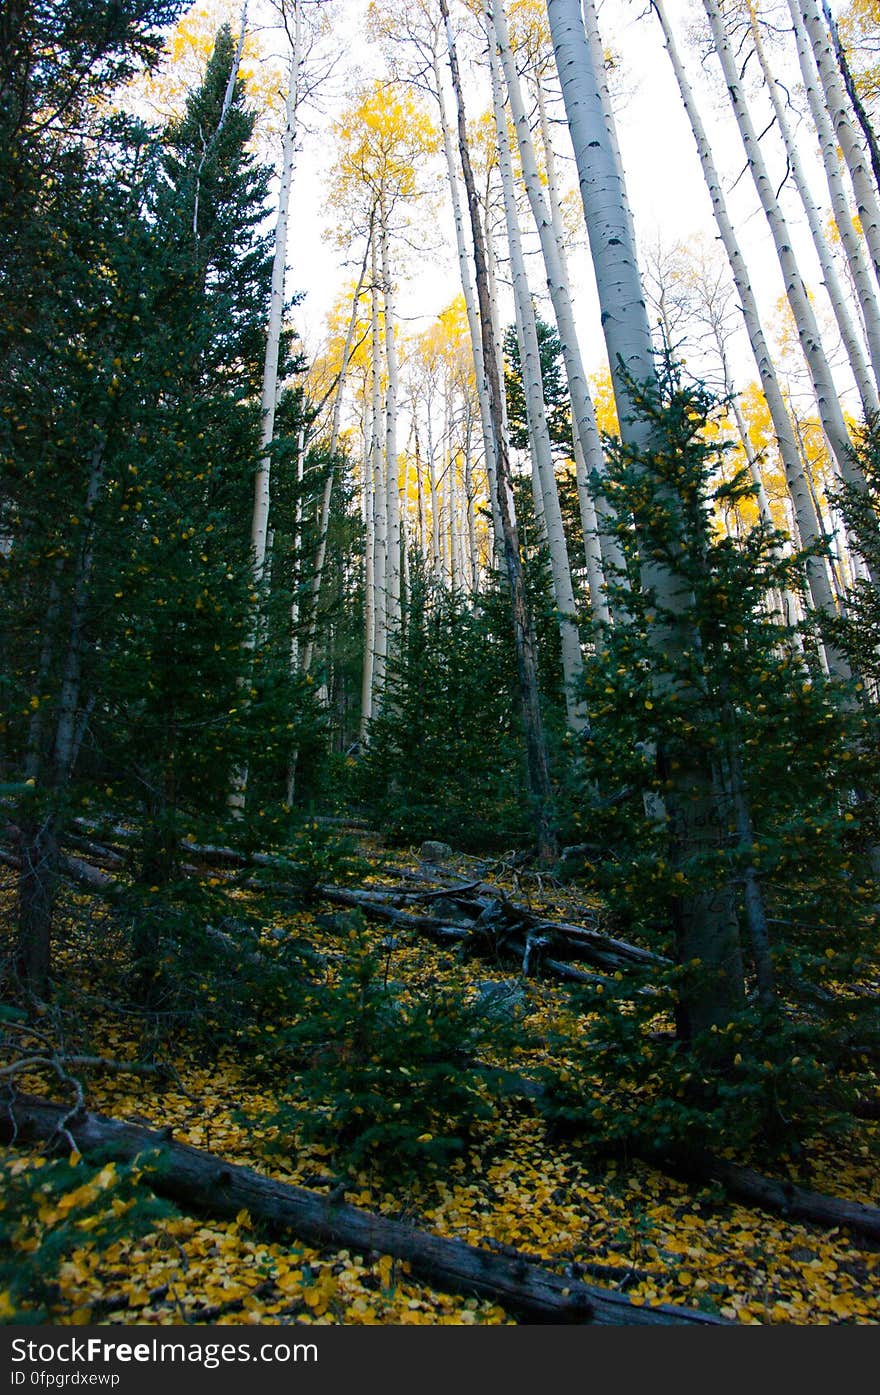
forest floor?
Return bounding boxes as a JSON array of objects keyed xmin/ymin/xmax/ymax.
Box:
[{"xmin": 2, "ymin": 838, "xmax": 879, "ymax": 1326}]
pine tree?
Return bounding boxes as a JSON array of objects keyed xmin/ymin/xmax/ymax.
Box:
[
  {"xmin": 1, "ymin": 23, "xmax": 285, "ymax": 995},
  {"xmin": 360, "ymin": 558, "xmax": 528, "ymax": 849},
  {"xmin": 1, "ymin": 3, "xmax": 186, "ymax": 995},
  {"xmin": 555, "ymin": 364, "xmax": 877, "ymax": 1155}
]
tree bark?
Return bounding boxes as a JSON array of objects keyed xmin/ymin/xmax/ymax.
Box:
[
  {"xmin": 369, "ymin": 229, "xmax": 387, "ymax": 713},
  {"xmin": 489, "ymin": 0, "xmax": 623, "ymax": 614},
  {"xmin": 431, "ymin": 44, "xmax": 503, "ymax": 552},
  {"xmin": 798, "ymin": 0, "xmax": 880, "ymax": 293},
  {"xmin": 380, "ymin": 195, "xmax": 402, "ymax": 641},
  {"xmin": 301, "ymin": 226, "xmax": 373, "ymax": 678},
  {"xmin": 823, "ymin": 0, "xmax": 880, "ymax": 203},
  {"xmin": 533, "ymin": 79, "xmax": 612, "ymax": 625},
  {"xmin": 250, "ymin": 4, "xmax": 301, "ymax": 588}
]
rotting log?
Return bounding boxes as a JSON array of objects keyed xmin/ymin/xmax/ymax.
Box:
[
  {"xmin": 0, "ymin": 1094, "xmax": 725, "ymax": 1326},
  {"xmin": 318, "ymin": 884, "xmax": 662, "ymax": 976},
  {"xmin": 317, "ymin": 886, "xmax": 471, "ymax": 943}
]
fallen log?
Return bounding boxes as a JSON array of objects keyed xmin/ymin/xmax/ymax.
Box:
[
  {"xmin": 318, "ymin": 884, "xmax": 662, "ymax": 977},
  {"xmin": 318, "ymin": 885, "xmax": 470, "ymax": 944},
  {"xmin": 0, "ymin": 1094, "xmax": 725, "ymax": 1326},
  {"xmin": 687, "ymin": 1158, "xmax": 880, "ymax": 1247},
  {"xmin": 477, "ymin": 1070, "xmax": 880, "ymax": 1247}
]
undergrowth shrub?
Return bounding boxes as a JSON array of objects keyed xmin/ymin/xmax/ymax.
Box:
[
  {"xmin": 273, "ymin": 819, "xmax": 366, "ymax": 902},
  {"xmin": 268, "ymin": 916, "xmax": 521, "ymax": 1176},
  {"xmin": 554, "ymin": 363, "xmax": 879, "ymax": 1155},
  {"xmin": 535, "ymin": 975, "xmax": 854, "ymax": 1160},
  {"xmin": 359, "ymin": 562, "xmax": 529, "ymax": 850}
]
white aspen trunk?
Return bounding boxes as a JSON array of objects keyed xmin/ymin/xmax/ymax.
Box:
[
  {"xmin": 550, "ymin": 0, "xmax": 656, "ymax": 428},
  {"xmin": 653, "ymin": 0, "xmax": 846, "ymax": 676},
  {"xmin": 432, "ymin": 44, "xmax": 503, "ymax": 551},
  {"xmin": 360, "ymin": 426, "xmax": 375, "ymax": 740},
  {"xmin": 454, "ymin": 439, "xmax": 468, "ymax": 590},
  {"xmin": 400, "ymin": 458, "xmax": 410, "ymax": 602},
  {"xmin": 484, "ymin": 214, "xmax": 512, "ymax": 466},
  {"xmin": 550, "ymin": 0, "xmax": 746, "ymax": 1032},
  {"xmin": 799, "ymin": 0, "xmax": 880, "ymax": 289},
  {"xmin": 380, "ymin": 198, "xmax": 402, "ymax": 640},
  {"xmin": 534, "ymin": 79, "xmax": 612, "ymax": 624},
  {"xmin": 427, "ymin": 408, "xmax": 442, "ymax": 583},
  {"xmin": 193, "ymin": 0, "xmax": 248, "ymax": 237},
  {"xmin": 824, "ymin": 0, "xmax": 880, "ymax": 200},
  {"xmin": 369, "ymin": 232, "xmax": 387, "ymax": 710},
  {"xmin": 441, "ymin": 0, "xmax": 556, "ymax": 861},
  {"xmin": 786, "ymin": 0, "xmax": 880, "ymax": 392},
  {"xmin": 301, "ymin": 230, "xmax": 371, "ymax": 677},
  {"xmin": 450, "ymin": 450, "xmax": 463, "ymax": 590},
  {"xmin": 702, "ymin": 1, "xmax": 862, "ymax": 500},
  {"xmin": 439, "ymin": 390, "xmax": 452, "ymax": 584},
  {"xmin": 571, "ymin": 428, "xmax": 610, "ymax": 624},
  {"xmin": 747, "ymin": 6, "xmax": 878, "ymax": 417},
  {"xmin": 489, "ymin": 36, "xmax": 586, "ymax": 730},
  {"xmin": 229, "ymin": 3, "xmax": 297, "ymax": 815},
  {"xmin": 284, "ymin": 427, "xmax": 305, "ymax": 806},
  {"xmin": 527, "ymin": 422, "xmax": 550, "ymax": 541},
  {"xmin": 490, "ymin": 0, "xmax": 621, "ymax": 608},
  {"xmin": 413, "ymin": 411, "xmax": 426, "ymax": 558},
  {"xmin": 250, "ymin": 5, "xmax": 301, "ymax": 586},
  {"xmin": 716, "ymin": 332, "xmax": 792, "ymax": 623},
  {"xmin": 463, "ymin": 418, "xmax": 480, "ymax": 591}
]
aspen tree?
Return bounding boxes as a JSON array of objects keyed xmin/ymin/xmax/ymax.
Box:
[
  {"xmin": 549, "ymin": 0, "xmax": 745, "ymax": 1032},
  {"xmin": 361, "ymin": 392, "xmax": 377, "ymax": 739},
  {"xmin": 702, "ymin": 1, "xmax": 867, "ymax": 506},
  {"xmin": 250, "ymin": 0, "xmax": 300, "ymax": 590},
  {"xmin": 331, "ymin": 81, "xmax": 435, "ymax": 714},
  {"xmin": 230, "ymin": 1, "xmax": 299, "ymax": 814},
  {"xmin": 799, "ymin": 0, "xmax": 880, "ymax": 286},
  {"xmin": 488, "ymin": 34, "xmax": 587, "ymax": 730},
  {"xmin": 786, "ymin": 0, "xmax": 880, "ymax": 392},
  {"xmin": 746, "ymin": 4, "xmax": 878, "ymax": 418},
  {"xmin": 301, "ymin": 230, "xmax": 373, "ymax": 677},
  {"xmin": 488, "ymin": 0, "xmax": 620, "ymax": 621},
  {"xmin": 369, "ymin": 230, "xmax": 388, "ymax": 708},
  {"xmin": 652, "ymin": 0, "xmax": 848, "ymax": 677},
  {"xmin": 379, "ymin": 199, "xmax": 403, "ymax": 639},
  {"xmin": 526, "ymin": 83, "xmax": 610, "ymax": 623},
  {"xmin": 824, "ymin": 0, "xmax": 880, "ymax": 197},
  {"xmin": 440, "ymin": 0, "xmax": 556, "ymax": 861},
  {"xmin": 426, "ymin": 11, "xmax": 504, "ymax": 548}
]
